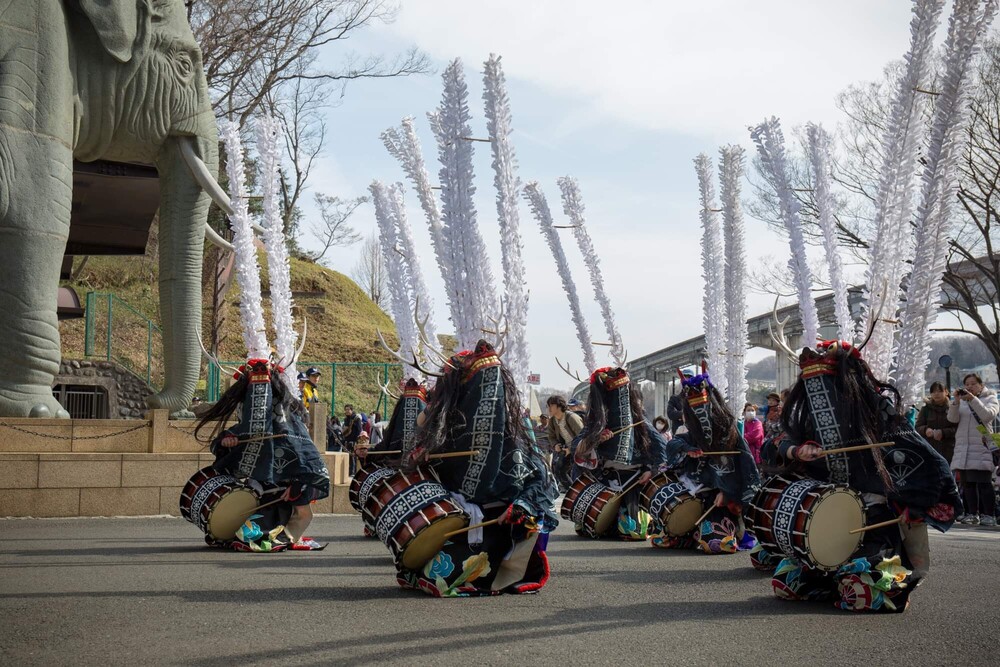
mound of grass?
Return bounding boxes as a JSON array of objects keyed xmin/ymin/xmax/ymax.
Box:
[{"xmin": 57, "ymin": 229, "xmax": 451, "ymax": 413}]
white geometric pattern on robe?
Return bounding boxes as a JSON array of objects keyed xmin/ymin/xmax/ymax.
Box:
[
  {"xmin": 461, "ymin": 366, "xmax": 501, "ymax": 497},
  {"xmin": 238, "ymin": 383, "xmax": 270, "ymax": 476},
  {"xmin": 804, "ymin": 376, "xmax": 848, "ymax": 484},
  {"xmin": 613, "ymin": 385, "xmax": 634, "ymax": 463}
]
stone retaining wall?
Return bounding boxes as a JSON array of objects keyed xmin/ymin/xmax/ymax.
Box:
[
  {"xmin": 0, "ymin": 408, "xmax": 354, "ymax": 519},
  {"xmin": 55, "ymin": 359, "xmax": 154, "ymax": 419}
]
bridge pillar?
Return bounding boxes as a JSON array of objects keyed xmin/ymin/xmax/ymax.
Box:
[{"xmin": 775, "ymin": 334, "xmax": 802, "ymax": 392}]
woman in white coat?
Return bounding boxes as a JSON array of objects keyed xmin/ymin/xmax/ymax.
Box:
[{"xmin": 949, "ymin": 373, "xmax": 999, "ymax": 526}]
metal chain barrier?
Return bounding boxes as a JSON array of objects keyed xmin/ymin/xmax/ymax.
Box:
[{"xmin": 0, "ymin": 421, "xmax": 149, "ymax": 440}]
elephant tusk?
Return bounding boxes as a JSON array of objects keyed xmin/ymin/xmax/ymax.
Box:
[
  {"xmin": 179, "ymin": 137, "xmax": 234, "ymax": 216},
  {"xmin": 204, "ymin": 224, "xmax": 234, "ymax": 252},
  {"xmin": 179, "ymin": 137, "xmax": 273, "ymax": 238}
]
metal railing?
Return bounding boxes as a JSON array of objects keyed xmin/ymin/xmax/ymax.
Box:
[
  {"xmin": 83, "ymin": 292, "xmax": 163, "ymax": 389},
  {"xmin": 206, "ymin": 361, "xmax": 404, "ymax": 417}
]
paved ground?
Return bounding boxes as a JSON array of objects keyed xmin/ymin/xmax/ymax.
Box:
[{"xmin": 1, "ymin": 515, "xmax": 998, "ymax": 666}]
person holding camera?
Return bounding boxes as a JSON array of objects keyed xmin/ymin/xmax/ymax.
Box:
[{"xmin": 949, "ymin": 373, "xmax": 999, "ymax": 527}]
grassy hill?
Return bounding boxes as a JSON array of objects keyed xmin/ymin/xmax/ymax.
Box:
[{"xmin": 57, "ymin": 227, "xmax": 433, "ymax": 415}]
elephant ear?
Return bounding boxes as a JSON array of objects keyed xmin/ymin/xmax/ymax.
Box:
[{"xmin": 78, "ymin": 0, "xmax": 140, "ymax": 63}]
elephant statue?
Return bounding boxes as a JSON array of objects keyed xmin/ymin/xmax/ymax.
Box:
[{"xmin": 0, "ymin": 0, "xmax": 238, "ymax": 417}]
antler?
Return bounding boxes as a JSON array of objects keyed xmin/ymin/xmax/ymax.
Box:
[
  {"xmin": 486, "ymin": 298, "xmax": 508, "ymax": 357},
  {"xmin": 377, "ymin": 328, "xmax": 446, "ymax": 378},
  {"xmin": 768, "ymin": 297, "xmax": 798, "ymax": 363},
  {"xmin": 413, "ymin": 303, "xmax": 455, "ymax": 370},
  {"xmin": 857, "ymin": 280, "xmax": 889, "ymax": 352},
  {"xmin": 379, "ymin": 379, "xmax": 400, "ymax": 401},
  {"xmin": 197, "ymin": 329, "xmax": 242, "ymax": 377},
  {"xmin": 556, "ymin": 357, "xmax": 584, "ymax": 383},
  {"xmin": 290, "ymin": 316, "xmax": 308, "ymax": 365}
]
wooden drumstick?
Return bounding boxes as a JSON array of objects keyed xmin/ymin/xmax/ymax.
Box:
[
  {"xmin": 819, "ymin": 441, "xmax": 894, "ymax": 457},
  {"xmin": 611, "ymin": 478, "xmax": 646, "ymax": 501},
  {"xmin": 607, "ymin": 422, "xmax": 643, "ymax": 438},
  {"xmin": 703, "ymin": 451, "xmax": 740, "ymax": 456},
  {"xmin": 443, "ymin": 517, "xmax": 502, "ymax": 539},
  {"xmin": 849, "ymin": 516, "xmax": 904, "ymax": 535},
  {"xmin": 428, "ymin": 450, "xmax": 478, "ymax": 460},
  {"xmin": 364, "ymin": 450, "xmax": 403, "ymax": 456},
  {"xmin": 239, "ymin": 495, "xmax": 288, "ymax": 519},
  {"xmin": 694, "ymin": 504, "xmax": 715, "ymax": 527}
]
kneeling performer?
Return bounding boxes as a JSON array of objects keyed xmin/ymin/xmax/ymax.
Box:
[{"xmin": 653, "ymin": 367, "xmax": 761, "ymax": 554}]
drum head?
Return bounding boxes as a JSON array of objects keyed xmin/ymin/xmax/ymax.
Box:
[
  {"xmin": 665, "ymin": 498, "xmax": 704, "ymax": 537},
  {"xmin": 806, "ymin": 490, "xmax": 865, "ymax": 570},
  {"xmin": 206, "ymin": 489, "xmax": 260, "ymax": 541},
  {"xmin": 401, "ymin": 515, "xmax": 468, "ymax": 570},
  {"xmin": 594, "ymin": 495, "xmax": 622, "ymax": 536}
]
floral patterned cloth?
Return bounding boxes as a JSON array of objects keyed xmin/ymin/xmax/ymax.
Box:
[
  {"xmin": 768, "ymin": 504, "xmax": 919, "ymax": 612},
  {"xmin": 649, "ymin": 504, "xmax": 753, "ymax": 555},
  {"xmin": 771, "ymin": 555, "xmax": 913, "ymax": 613},
  {"xmin": 396, "ymin": 515, "xmax": 550, "ymax": 598}
]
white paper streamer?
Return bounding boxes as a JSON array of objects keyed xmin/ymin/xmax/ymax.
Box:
[
  {"xmin": 484, "ymin": 54, "xmax": 530, "ymax": 393},
  {"xmin": 806, "ymin": 123, "xmax": 854, "ymax": 343},
  {"xmin": 861, "ymin": 0, "xmax": 947, "ymax": 380},
  {"xmin": 694, "ymin": 154, "xmax": 728, "ymax": 397},
  {"xmin": 381, "ymin": 118, "xmax": 466, "ymax": 346},
  {"xmin": 388, "ymin": 182, "xmax": 440, "ymax": 376},
  {"xmin": 220, "ymin": 119, "xmax": 269, "ymax": 360},
  {"xmin": 429, "ymin": 59, "xmax": 498, "ymax": 349},
  {"xmin": 751, "ymin": 118, "xmax": 821, "ymax": 348},
  {"xmin": 720, "ymin": 146, "xmax": 748, "ymax": 414},
  {"xmin": 896, "ymin": 0, "xmax": 998, "ymax": 405},
  {"xmin": 524, "ymin": 182, "xmax": 597, "ymax": 374},
  {"xmin": 558, "ymin": 177, "xmax": 624, "ymax": 367},
  {"xmin": 371, "ymin": 180, "xmax": 422, "ymax": 382},
  {"xmin": 256, "ymin": 115, "xmax": 298, "ymax": 392}
]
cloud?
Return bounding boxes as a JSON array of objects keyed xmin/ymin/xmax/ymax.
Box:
[{"xmin": 379, "ymin": 1, "xmax": 913, "ymax": 138}]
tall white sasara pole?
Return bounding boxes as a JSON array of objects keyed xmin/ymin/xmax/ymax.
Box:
[
  {"xmin": 861, "ymin": 0, "xmax": 947, "ymax": 380},
  {"xmin": 484, "ymin": 54, "xmax": 530, "ymax": 393},
  {"xmin": 257, "ymin": 115, "xmax": 299, "ymax": 392},
  {"xmin": 371, "ymin": 180, "xmax": 422, "ymax": 382},
  {"xmin": 806, "ymin": 123, "xmax": 854, "ymax": 343},
  {"xmin": 896, "ymin": 0, "xmax": 999, "ymax": 405},
  {"xmin": 381, "ymin": 118, "xmax": 466, "ymax": 350},
  {"xmin": 751, "ymin": 118, "xmax": 821, "ymax": 349},
  {"xmin": 720, "ymin": 146, "xmax": 748, "ymax": 414},
  {"xmin": 558, "ymin": 177, "xmax": 624, "ymax": 367},
  {"xmin": 429, "ymin": 59, "xmax": 498, "ymax": 349},
  {"xmin": 524, "ymin": 182, "xmax": 598, "ymax": 374},
  {"xmin": 388, "ymin": 183, "xmax": 440, "ymax": 371},
  {"xmin": 219, "ymin": 120, "xmax": 269, "ymax": 360},
  {"xmin": 695, "ymin": 154, "xmax": 728, "ymax": 396}
]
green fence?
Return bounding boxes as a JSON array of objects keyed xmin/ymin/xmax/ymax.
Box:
[
  {"xmin": 83, "ymin": 291, "xmax": 401, "ymax": 413},
  {"xmin": 84, "ymin": 292, "xmax": 164, "ymax": 389},
  {"xmin": 206, "ymin": 361, "xmax": 404, "ymax": 419}
]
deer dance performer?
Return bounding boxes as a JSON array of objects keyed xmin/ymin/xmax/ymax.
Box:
[
  {"xmin": 752, "ymin": 341, "xmax": 960, "ymax": 612},
  {"xmin": 653, "ymin": 367, "xmax": 760, "ymax": 554},
  {"xmin": 568, "ymin": 366, "xmax": 669, "ymax": 540}
]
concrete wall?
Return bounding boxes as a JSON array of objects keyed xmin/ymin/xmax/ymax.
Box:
[{"xmin": 0, "ymin": 411, "xmax": 353, "ymax": 518}]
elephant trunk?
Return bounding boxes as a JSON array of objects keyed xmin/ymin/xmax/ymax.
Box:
[{"xmin": 146, "ymin": 136, "xmax": 213, "ymax": 414}]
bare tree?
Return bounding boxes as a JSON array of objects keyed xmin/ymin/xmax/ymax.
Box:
[
  {"xmin": 350, "ymin": 233, "xmax": 388, "ymax": 309},
  {"xmin": 746, "ymin": 40, "xmax": 999, "ymax": 367},
  {"xmin": 309, "ymin": 193, "xmax": 367, "ymax": 264},
  {"xmin": 188, "ymin": 0, "xmax": 430, "ymax": 123},
  {"xmin": 186, "ymin": 1, "xmax": 429, "ymax": 350}
]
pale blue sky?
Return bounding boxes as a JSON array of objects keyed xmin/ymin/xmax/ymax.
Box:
[{"xmin": 298, "ymin": 1, "xmax": 931, "ymax": 390}]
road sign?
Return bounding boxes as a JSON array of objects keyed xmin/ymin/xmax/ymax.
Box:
[{"xmin": 527, "ymin": 373, "xmax": 541, "ymax": 385}]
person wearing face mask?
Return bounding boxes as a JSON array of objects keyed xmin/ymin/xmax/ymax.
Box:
[
  {"xmin": 915, "ymin": 382, "xmax": 956, "ymax": 465},
  {"xmin": 948, "ymin": 373, "xmax": 999, "ymax": 527},
  {"xmin": 743, "ymin": 403, "xmax": 764, "ymax": 465}
]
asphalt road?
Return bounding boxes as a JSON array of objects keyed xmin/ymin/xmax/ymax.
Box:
[{"xmin": 1, "ymin": 514, "xmax": 998, "ymax": 666}]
